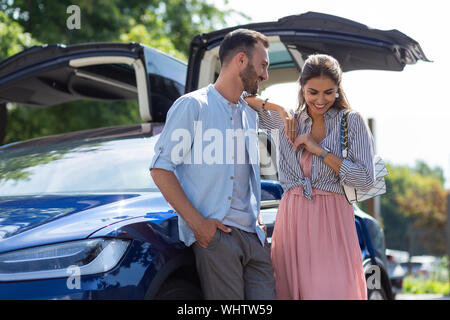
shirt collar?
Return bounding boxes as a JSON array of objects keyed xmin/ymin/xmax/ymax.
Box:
[
  {"xmin": 297, "ymin": 105, "xmax": 340, "ymax": 123},
  {"xmin": 325, "ymin": 107, "xmax": 339, "ymax": 120},
  {"xmin": 208, "ymin": 84, "xmax": 241, "ymax": 109}
]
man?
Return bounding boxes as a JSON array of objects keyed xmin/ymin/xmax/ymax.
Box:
[{"xmin": 150, "ymin": 29, "xmax": 276, "ymax": 300}]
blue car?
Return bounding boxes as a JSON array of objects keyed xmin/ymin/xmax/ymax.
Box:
[{"xmin": 0, "ymin": 12, "xmax": 428, "ymax": 299}]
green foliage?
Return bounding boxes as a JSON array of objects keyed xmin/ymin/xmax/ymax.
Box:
[
  {"xmin": 0, "ymin": 0, "xmax": 233, "ymax": 53},
  {"xmin": 380, "ymin": 161, "xmax": 447, "ymax": 256},
  {"xmin": 403, "ymin": 276, "xmax": 450, "ymax": 295},
  {"xmin": 414, "ymin": 161, "xmax": 445, "ymax": 185},
  {"xmin": 5, "ymin": 100, "xmax": 141, "ymax": 144},
  {"xmin": 402, "ymin": 256, "xmax": 449, "ymax": 295},
  {"xmin": 0, "ymin": 11, "xmax": 39, "ymax": 60},
  {"xmin": 119, "ymin": 12, "xmax": 186, "ymax": 61}
]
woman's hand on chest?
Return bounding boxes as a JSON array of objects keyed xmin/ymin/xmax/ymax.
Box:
[{"xmin": 293, "ymin": 133, "xmax": 323, "ymax": 156}]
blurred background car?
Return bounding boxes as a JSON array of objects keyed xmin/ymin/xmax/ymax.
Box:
[
  {"xmin": 400, "ymin": 255, "xmax": 441, "ymax": 278},
  {"xmin": 385, "ymin": 249, "xmax": 408, "ymax": 298}
]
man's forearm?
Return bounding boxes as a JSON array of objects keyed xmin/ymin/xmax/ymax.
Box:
[{"xmin": 150, "ymin": 168, "xmax": 204, "ymax": 230}]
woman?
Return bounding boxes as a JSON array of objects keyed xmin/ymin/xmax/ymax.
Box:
[{"xmin": 244, "ymin": 54, "xmax": 374, "ymax": 300}]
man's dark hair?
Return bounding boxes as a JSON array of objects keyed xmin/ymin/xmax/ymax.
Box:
[{"xmin": 219, "ymin": 28, "xmax": 269, "ymax": 66}]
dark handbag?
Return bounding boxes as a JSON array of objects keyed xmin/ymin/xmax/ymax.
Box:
[{"xmin": 340, "ymin": 110, "xmax": 388, "ymax": 204}]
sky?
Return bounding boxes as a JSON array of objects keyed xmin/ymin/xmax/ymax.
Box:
[{"xmin": 214, "ymin": 0, "xmax": 450, "ymax": 188}]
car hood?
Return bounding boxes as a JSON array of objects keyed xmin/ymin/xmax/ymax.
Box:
[{"xmin": 0, "ymin": 192, "xmax": 173, "ymax": 253}]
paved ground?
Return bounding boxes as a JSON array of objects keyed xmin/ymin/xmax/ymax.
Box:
[{"xmin": 395, "ymin": 293, "xmax": 450, "ymax": 300}]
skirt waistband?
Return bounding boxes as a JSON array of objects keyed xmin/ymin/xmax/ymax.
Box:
[{"xmin": 287, "ymin": 185, "xmax": 337, "ymax": 197}]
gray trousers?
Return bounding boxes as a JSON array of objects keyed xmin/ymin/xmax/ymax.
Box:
[{"xmin": 192, "ymin": 226, "xmax": 277, "ymax": 300}]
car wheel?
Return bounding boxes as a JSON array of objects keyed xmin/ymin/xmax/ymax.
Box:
[
  {"xmin": 367, "ymin": 286, "xmax": 388, "ymax": 300},
  {"xmin": 154, "ymin": 277, "xmax": 203, "ymax": 300}
]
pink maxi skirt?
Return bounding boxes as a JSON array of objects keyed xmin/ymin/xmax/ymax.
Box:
[{"xmin": 270, "ymin": 150, "xmax": 367, "ymax": 300}]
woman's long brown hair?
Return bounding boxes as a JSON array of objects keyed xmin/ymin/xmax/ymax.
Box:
[{"xmin": 296, "ymin": 54, "xmax": 351, "ymax": 114}]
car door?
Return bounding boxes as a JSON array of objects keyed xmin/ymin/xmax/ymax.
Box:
[{"xmin": 0, "ymin": 42, "xmax": 187, "ymax": 126}]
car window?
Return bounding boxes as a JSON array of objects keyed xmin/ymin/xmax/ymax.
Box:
[
  {"xmin": 144, "ymin": 46, "xmax": 187, "ymax": 122},
  {"xmin": 0, "ymin": 136, "xmax": 159, "ymax": 196},
  {"xmin": 267, "ymin": 42, "xmax": 296, "ymax": 70},
  {"xmin": 144, "ymin": 46, "xmax": 186, "ymax": 85},
  {"xmin": 148, "ymin": 73, "xmax": 185, "ymax": 122}
]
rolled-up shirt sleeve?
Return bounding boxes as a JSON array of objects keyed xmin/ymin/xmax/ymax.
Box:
[
  {"xmin": 256, "ymin": 108, "xmax": 285, "ymax": 131},
  {"xmin": 339, "ymin": 111, "xmax": 375, "ymax": 192},
  {"xmin": 241, "ymin": 92, "xmax": 286, "ymax": 131},
  {"xmin": 149, "ymin": 96, "xmax": 199, "ymax": 172}
]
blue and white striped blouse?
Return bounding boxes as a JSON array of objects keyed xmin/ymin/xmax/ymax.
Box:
[{"xmin": 256, "ymin": 106, "xmax": 376, "ymax": 201}]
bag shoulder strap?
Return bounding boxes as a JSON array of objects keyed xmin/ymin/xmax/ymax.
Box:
[{"xmin": 340, "ymin": 109, "xmax": 351, "ymax": 159}]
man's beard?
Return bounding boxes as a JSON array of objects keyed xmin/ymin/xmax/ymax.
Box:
[{"xmin": 239, "ymin": 63, "xmax": 259, "ymax": 95}]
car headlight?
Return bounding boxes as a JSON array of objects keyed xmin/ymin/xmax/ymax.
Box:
[{"xmin": 0, "ymin": 238, "xmax": 130, "ymax": 281}]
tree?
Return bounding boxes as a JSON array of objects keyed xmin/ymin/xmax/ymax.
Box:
[
  {"xmin": 0, "ymin": 0, "xmax": 237, "ymax": 53},
  {"xmin": 0, "ymin": 11, "xmax": 40, "ymax": 143},
  {"xmin": 379, "ymin": 161, "xmax": 447, "ymax": 256},
  {"xmin": 0, "ymin": 11, "xmax": 38, "ymax": 61}
]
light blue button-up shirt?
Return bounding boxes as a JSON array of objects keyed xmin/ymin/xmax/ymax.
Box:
[
  {"xmin": 222, "ymin": 100, "xmax": 255, "ymax": 233},
  {"xmin": 149, "ymin": 84, "xmax": 265, "ymax": 247}
]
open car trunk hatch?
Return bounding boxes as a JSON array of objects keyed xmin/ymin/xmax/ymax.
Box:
[{"xmin": 186, "ymin": 11, "xmax": 430, "ymax": 92}]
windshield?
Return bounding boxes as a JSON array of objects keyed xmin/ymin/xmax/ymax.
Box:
[{"xmin": 0, "ymin": 135, "xmax": 159, "ymax": 196}]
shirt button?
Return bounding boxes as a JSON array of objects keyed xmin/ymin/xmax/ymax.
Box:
[
  {"xmin": 228, "ymin": 196, "xmax": 232, "ymax": 200},
  {"xmin": 230, "ymin": 176, "xmax": 234, "ymax": 180},
  {"xmin": 158, "ymin": 147, "xmax": 162, "ymax": 150},
  {"xmin": 230, "ymin": 117, "xmax": 233, "ymax": 120}
]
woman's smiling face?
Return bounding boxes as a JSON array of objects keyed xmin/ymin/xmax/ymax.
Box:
[{"xmin": 303, "ymin": 76, "xmax": 338, "ymax": 117}]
